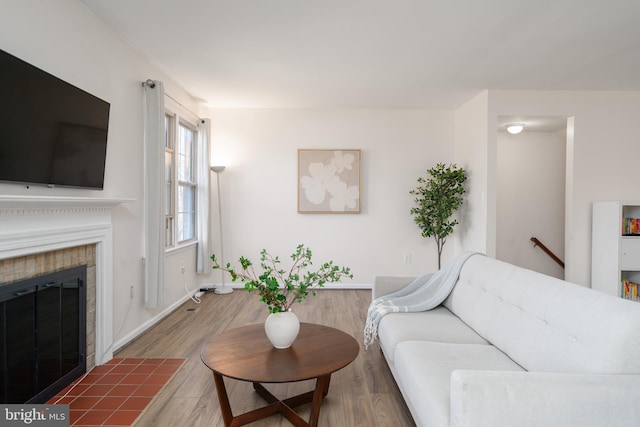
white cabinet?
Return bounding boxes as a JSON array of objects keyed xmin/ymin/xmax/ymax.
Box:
[{"xmin": 592, "ymin": 202, "xmax": 640, "ymax": 300}]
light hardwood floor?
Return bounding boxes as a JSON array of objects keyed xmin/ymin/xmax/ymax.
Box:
[{"xmin": 115, "ymin": 289, "xmax": 415, "ymax": 426}]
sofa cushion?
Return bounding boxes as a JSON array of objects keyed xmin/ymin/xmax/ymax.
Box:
[
  {"xmin": 444, "ymin": 254, "xmax": 640, "ymax": 374},
  {"xmin": 394, "ymin": 341, "xmax": 524, "ymax": 427},
  {"xmin": 378, "ymin": 306, "xmax": 489, "ymax": 364},
  {"xmin": 450, "ymin": 371, "xmax": 640, "ymax": 427}
]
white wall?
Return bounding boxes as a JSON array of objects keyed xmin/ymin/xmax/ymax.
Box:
[
  {"xmin": 206, "ymin": 108, "xmax": 455, "ymax": 284},
  {"xmin": 453, "ymin": 91, "xmax": 492, "ymax": 255},
  {"xmin": 459, "ymin": 89, "xmax": 640, "ymax": 287},
  {"xmin": 496, "ymin": 130, "xmax": 565, "ymax": 279},
  {"xmin": 0, "ymin": 0, "xmax": 204, "ymax": 357}
]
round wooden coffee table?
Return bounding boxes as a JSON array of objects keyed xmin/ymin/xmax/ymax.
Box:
[{"xmin": 201, "ymin": 322, "xmax": 359, "ymax": 427}]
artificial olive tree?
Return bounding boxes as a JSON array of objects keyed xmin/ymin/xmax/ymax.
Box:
[{"xmin": 410, "ymin": 163, "xmax": 467, "ymax": 269}]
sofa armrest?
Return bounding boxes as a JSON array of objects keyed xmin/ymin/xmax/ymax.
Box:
[
  {"xmin": 372, "ymin": 276, "xmax": 416, "ymax": 301},
  {"xmin": 450, "ymin": 370, "xmax": 640, "ymax": 427}
]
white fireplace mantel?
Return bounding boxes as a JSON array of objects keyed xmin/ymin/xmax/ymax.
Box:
[
  {"xmin": 0, "ymin": 195, "xmax": 134, "ymax": 365},
  {"xmin": 0, "ymin": 194, "xmax": 133, "ymax": 208}
]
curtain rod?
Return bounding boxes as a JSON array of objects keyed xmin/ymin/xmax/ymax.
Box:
[{"xmin": 142, "ymin": 79, "xmax": 203, "ymax": 123}]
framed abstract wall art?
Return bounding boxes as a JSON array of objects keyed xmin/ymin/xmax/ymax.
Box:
[{"xmin": 298, "ymin": 149, "xmax": 361, "ymax": 214}]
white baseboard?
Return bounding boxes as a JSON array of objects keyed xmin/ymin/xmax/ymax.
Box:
[{"xmin": 322, "ymin": 283, "xmax": 372, "ymax": 290}]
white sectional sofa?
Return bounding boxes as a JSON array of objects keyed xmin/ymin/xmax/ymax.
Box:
[{"xmin": 373, "ymin": 254, "xmax": 640, "ymax": 427}]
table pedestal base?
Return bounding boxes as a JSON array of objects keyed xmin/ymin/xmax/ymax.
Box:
[{"xmin": 213, "ymin": 372, "xmax": 332, "ymax": 427}]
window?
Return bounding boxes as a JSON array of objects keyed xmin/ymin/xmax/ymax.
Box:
[
  {"xmin": 164, "ymin": 112, "xmax": 198, "ymax": 248},
  {"xmin": 177, "ymin": 123, "xmax": 197, "ymax": 242}
]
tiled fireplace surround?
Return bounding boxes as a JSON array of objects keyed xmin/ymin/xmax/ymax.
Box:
[
  {"xmin": 0, "ymin": 245, "xmax": 98, "ymax": 369},
  {"xmin": 0, "ymin": 195, "xmax": 124, "ymax": 369}
]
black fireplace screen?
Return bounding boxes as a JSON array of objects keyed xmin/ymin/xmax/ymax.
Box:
[{"xmin": 0, "ymin": 265, "xmax": 86, "ymax": 403}]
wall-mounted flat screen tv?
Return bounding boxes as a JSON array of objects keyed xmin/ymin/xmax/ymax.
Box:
[{"xmin": 0, "ymin": 49, "xmax": 110, "ymax": 190}]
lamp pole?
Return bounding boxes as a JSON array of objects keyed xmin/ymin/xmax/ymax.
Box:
[{"xmin": 211, "ymin": 165, "xmax": 232, "ymax": 294}]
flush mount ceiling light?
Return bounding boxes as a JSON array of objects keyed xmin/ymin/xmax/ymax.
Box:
[{"xmin": 505, "ymin": 123, "xmax": 525, "ymax": 134}]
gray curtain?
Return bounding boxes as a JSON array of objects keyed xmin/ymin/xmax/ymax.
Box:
[
  {"xmin": 143, "ymin": 80, "xmax": 165, "ymax": 308},
  {"xmin": 196, "ymin": 119, "xmax": 211, "ymax": 273}
]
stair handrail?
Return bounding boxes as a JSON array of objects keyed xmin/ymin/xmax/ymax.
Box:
[{"xmin": 530, "ymin": 237, "xmax": 565, "ymax": 269}]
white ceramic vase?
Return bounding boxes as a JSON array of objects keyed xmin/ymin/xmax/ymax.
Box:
[{"xmin": 264, "ymin": 310, "xmax": 300, "ymax": 349}]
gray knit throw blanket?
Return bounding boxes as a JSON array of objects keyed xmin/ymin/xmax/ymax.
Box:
[{"xmin": 364, "ymin": 251, "xmax": 480, "ymax": 350}]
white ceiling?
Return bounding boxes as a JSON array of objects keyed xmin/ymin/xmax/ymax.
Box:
[{"xmin": 80, "ymin": 0, "xmax": 640, "ymax": 110}]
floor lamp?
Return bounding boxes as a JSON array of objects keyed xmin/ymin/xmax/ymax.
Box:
[{"xmin": 211, "ymin": 165, "xmax": 233, "ymax": 294}]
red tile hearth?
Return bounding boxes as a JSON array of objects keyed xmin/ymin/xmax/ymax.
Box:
[{"xmin": 47, "ymin": 358, "xmax": 185, "ymax": 426}]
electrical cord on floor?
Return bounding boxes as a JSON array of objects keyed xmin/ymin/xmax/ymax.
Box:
[
  {"xmin": 52, "ymin": 370, "xmax": 90, "ymax": 404},
  {"xmin": 95, "ymin": 286, "xmax": 133, "ymax": 375},
  {"xmin": 183, "ymin": 266, "xmax": 202, "ymax": 304},
  {"xmin": 97, "ymin": 269, "xmax": 200, "ymax": 366},
  {"xmin": 112, "ymin": 293, "xmax": 133, "ymax": 339}
]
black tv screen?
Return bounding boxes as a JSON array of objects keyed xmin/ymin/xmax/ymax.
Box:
[{"xmin": 0, "ymin": 49, "xmax": 110, "ymax": 189}]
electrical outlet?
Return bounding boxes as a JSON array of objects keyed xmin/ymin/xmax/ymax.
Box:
[
  {"xmin": 129, "ymin": 285, "xmax": 134, "ymax": 299},
  {"xmin": 179, "ymin": 260, "xmax": 185, "ymax": 273},
  {"xmin": 403, "ymin": 253, "xmax": 412, "ymax": 263}
]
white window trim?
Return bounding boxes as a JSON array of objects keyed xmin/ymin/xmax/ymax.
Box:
[{"xmin": 164, "ymin": 99, "xmax": 200, "ymax": 251}]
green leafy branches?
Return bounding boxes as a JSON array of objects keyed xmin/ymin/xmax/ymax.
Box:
[
  {"xmin": 410, "ymin": 163, "xmax": 467, "ymax": 268},
  {"xmin": 211, "ymin": 244, "xmax": 353, "ymax": 314}
]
